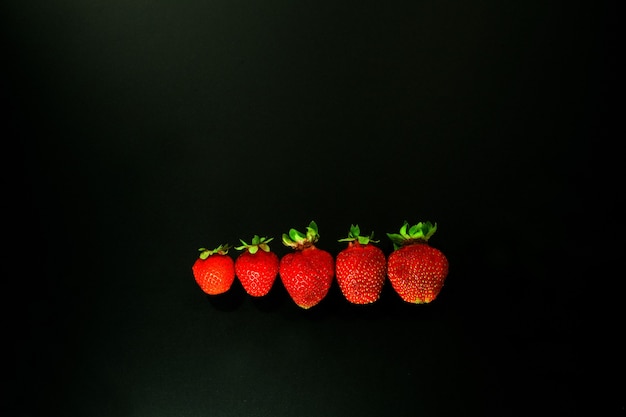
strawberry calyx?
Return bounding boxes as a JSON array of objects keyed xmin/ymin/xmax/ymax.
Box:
[
  {"xmin": 197, "ymin": 244, "xmax": 231, "ymax": 260},
  {"xmin": 282, "ymin": 220, "xmax": 320, "ymax": 250},
  {"xmin": 235, "ymin": 235, "xmax": 274, "ymax": 254},
  {"xmin": 338, "ymin": 224, "xmax": 379, "ymax": 245},
  {"xmin": 387, "ymin": 221, "xmax": 437, "ymax": 250}
]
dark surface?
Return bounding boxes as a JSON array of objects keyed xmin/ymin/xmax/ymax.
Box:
[{"xmin": 3, "ymin": 1, "xmax": 621, "ymax": 416}]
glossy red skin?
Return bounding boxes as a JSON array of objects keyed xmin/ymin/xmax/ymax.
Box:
[
  {"xmin": 235, "ymin": 250, "xmax": 279, "ymax": 297},
  {"xmin": 192, "ymin": 254, "xmax": 235, "ymax": 295},
  {"xmin": 387, "ymin": 243, "xmax": 449, "ymax": 304},
  {"xmin": 279, "ymin": 246, "xmax": 335, "ymax": 309},
  {"xmin": 335, "ymin": 242, "xmax": 387, "ymax": 304}
]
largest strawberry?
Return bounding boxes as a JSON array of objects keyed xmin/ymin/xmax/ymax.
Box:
[
  {"xmin": 279, "ymin": 221, "xmax": 334, "ymax": 309},
  {"xmin": 386, "ymin": 221, "xmax": 449, "ymax": 304}
]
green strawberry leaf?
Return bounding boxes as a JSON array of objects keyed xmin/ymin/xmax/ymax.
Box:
[
  {"xmin": 338, "ymin": 224, "xmax": 379, "ymax": 244},
  {"xmin": 399, "ymin": 221, "xmax": 408, "ymax": 236},
  {"xmin": 305, "ymin": 221, "xmax": 319, "ymax": 242},
  {"xmin": 356, "ymin": 234, "xmax": 370, "ymax": 244},
  {"xmin": 288, "ymin": 228, "xmax": 306, "ymax": 242},
  {"xmin": 386, "ymin": 233, "xmax": 406, "ymax": 250},
  {"xmin": 387, "ymin": 220, "xmax": 439, "ymax": 249},
  {"xmin": 282, "ymin": 233, "xmax": 293, "ymax": 246},
  {"xmin": 282, "ymin": 221, "xmax": 320, "ymax": 249},
  {"xmin": 198, "ymin": 243, "xmax": 231, "ymax": 259},
  {"xmin": 235, "ymin": 236, "xmax": 274, "ymax": 253}
]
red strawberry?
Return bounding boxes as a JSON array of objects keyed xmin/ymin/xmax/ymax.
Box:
[
  {"xmin": 386, "ymin": 221, "xmax": 449, "ymax": 304},
  {"xmin": 279, "ymin": 221, "xmax": 334, "ymax": 309},
  {"xmin": 234, "ymin": 235, "xmax": 279, "ymax": 297},
  {"xmin": 192, "ymin": 244, "xmax": 235, "ymax": 295},
  {"xmin": 335, "ymin": 224, "xmax": 387, "ymax": 304}
]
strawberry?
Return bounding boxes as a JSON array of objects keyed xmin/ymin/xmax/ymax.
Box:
[
  {"xmin": 279, "ymin": 221, "xmax": 335, "ymax": 309},
  {"xmin": 386, "ymin": 221, "xmax": 449, "ymax": 304},
  {"xmin": 192, "ymin": 244, "xmax": 235, "ymax": 295},
  {"xmin": 335, "ymin": 224, "xmax": 387, "ymax": 304},
  {"xmin": 234, "ymin": 235, "xmax": 279, "ymax": 297}
]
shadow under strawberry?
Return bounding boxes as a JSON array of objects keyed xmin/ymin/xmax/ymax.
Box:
[
  {"xmin": 248, "ymin": 281, "xmax": 291, "ymax": 312},
  {"xmin": 205, "ymin": 278, "xmax": 247, "ymax": 311}
]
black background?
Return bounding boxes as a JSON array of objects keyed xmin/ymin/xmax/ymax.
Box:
[{"xmin": 3, "ymin": 1, "xmax": 621, "ymax": 416}]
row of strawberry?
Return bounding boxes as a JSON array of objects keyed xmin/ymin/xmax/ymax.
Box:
[{"xmin": 191, "ymin": 220, "xmax": 449, "ymax": 309}]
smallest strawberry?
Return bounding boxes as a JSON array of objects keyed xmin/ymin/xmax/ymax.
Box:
[
  {"xmin": 234, "ymin": 235, "xmax": 279, "ymax": 297},
  {"xmin": 192, "ymin": 244, "xmax": 235, "ymax": 295}
]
